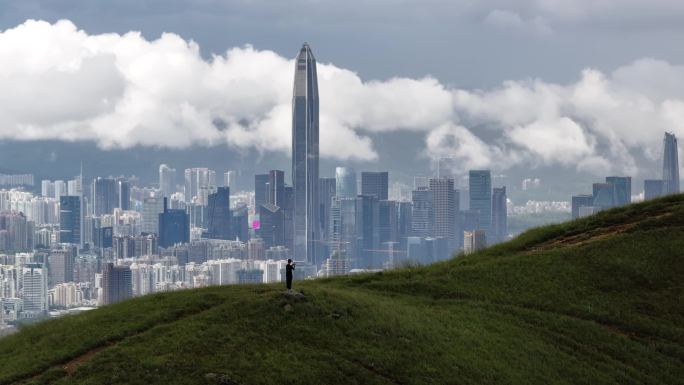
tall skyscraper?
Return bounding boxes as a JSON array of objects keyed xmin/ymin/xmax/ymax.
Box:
[
  {"xmin": 47, "ymin": 245, "xmax": 76, "ymax": 287},
  {"xmin": 469, "ymin": 170, "xmax": 492, "ymax": 237},
  {"xmin": 605, "ymin": 176, "xmax": 631, "ymax": 206},
  {"xmin": 21, "ymin": 263, "xmax": 48, "ymax": 314},
  {"xmin": 268, "ymin": 170, "xmax": 286, "ymax": 207},
  {"xmin": 329, "ymin": 196, "xmax": 362, "ymax": 267},
  {"xmin": 206, "ymin": 187, "xmax": 231, "ymax": 240},
  {"xmin": 662, "ymin": 132, "xmax": 680, "ymax": 195},
  {"xmin": 54, "ymin": 180, "xmax": 67, "ymax": 200},
  {"xmin": 159, "ymin": 164, "xmax": 176, "ymax": 197},
  {"xmin": 429, "ymin": 177, "xmax": 457, "ymax": 249},
  {"xmin": 282, "ymin": 186, "xmax": 295, "ymax": 253},
  {"xmin": 318, "ymin": 177, "xmax": 336, "ymax": 250},
  {"xmin": 292, "ymin": 43, "xmax": 319, "ymax": 265},
  {"xmin": 158, "ymin": 198, "xmax": 190, "ymax": 248},
  {"xmin": 142, "ymin": 197, "xmax": 164, "ymax": 235},
  {"xmin": 361, "ymin": 172, "xmax": 389, "ymax": 200},
  {"xmin": 184, "ymin": 168, "xmax": 215, "ymax": 203},
  {"xmin": 231, "ymin": 203, "xmax": 249, "ymax": 242},
  {"xmin": 411, "ymin": 187, "xmax": 432, "ymax": 237},
  {"xmin": 223, "ymin": 170, "xmax": 236, "ymax": 188},
  {"xmin": 92, "ymin": 177, "xmax": 117, "ymax": 216},
  {"xmin": 491, "ymin": 187, "xmax": 507, "ymax": 244},
  {"xmin": 396, "ymin": 201, "xmax": 413, "ymax": 244},
  {"xmin": 254, "ymin": 174, "xmax": 270, "ymax": 209},
  {"xmin": 59, "ymin": 196, "xmax": 80, "ymax": 245},
  {"xmin": 67, "ymin": 177, "xmax": 81, "ymax": 196},
  {"xmin": 259, "ymin": 203, "xmax": 284, "ymax": 249},
  {"xmin": 335, "ymin": 167, "xmax": 357, "ymax": 198},
  {"xmin": 117, "ymin": 178, "xmax": 131, "ymax": 210},
  {"xmin": 102, "ymin": 263, "xmax": 133, "ymax": 305},
  {"xmin": 359, "ymin": 194, "xmax": 380, "ymax": 268},
  {"xmin": 377, "ymin": 200, "xmax": 398, "ymax": 266},
  {"xmin": 41, "ymin": 180, "xmax": 54, "ymax": 198}
]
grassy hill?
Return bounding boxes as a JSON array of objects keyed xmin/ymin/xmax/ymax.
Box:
[{"xmin": 1, "ymin": 196, "xmax": 683, "ymax": 385}]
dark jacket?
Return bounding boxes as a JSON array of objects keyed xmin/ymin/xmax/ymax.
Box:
[{"xmin": 286, "ymin": 264, "xmax": 295, "ymax": 280}]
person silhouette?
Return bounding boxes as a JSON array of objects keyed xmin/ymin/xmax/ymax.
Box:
[{"xmin": 286, "ymin": 259, "xmax": 296, "ymax": 293}]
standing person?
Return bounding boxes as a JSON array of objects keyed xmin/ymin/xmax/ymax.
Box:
[{"xmin": 286, "ymin": 259, "xmax": 296, "ymax": 293}]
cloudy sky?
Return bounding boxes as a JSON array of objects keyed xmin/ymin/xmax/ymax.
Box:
[{"xmin": 0, "ymin": 0, "xmax": 683, "ymax": 195}]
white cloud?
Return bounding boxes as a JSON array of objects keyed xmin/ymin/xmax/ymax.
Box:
[
  {"xmin": 1, "ymin": 19, "xmax": 684, "ymax": 177},
  {"xmin": 425, "ymin": 123, "xmax": 509, "ymax": 170},
  {"xmin": 439, "ymin": 59, "xmax": 684, "ymax": 177}
]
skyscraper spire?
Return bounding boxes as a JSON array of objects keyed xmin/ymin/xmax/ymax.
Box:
[{"xmin": 292, "ymin": 43, "xmax": 320, "ymax": 265}]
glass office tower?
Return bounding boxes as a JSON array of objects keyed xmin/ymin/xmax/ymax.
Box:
[
  {"xmin": 662, "ymin": 132, "xmax": 680, "ymax": 195},
  {"xmin": 292, "ymin": 43, "xmax": 320, "ymax": 265},
  {"xmin": 335, "ymin": 167, "xmax": 357, "ymax": 198},
  {"xmin": 469, "ymin": 170, "xmax": 492, "ymax": 238}
]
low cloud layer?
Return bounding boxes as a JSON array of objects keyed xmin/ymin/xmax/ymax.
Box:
[{"xmin": 0, "ymin": 19, "xmax": 683, "ymax": 177}]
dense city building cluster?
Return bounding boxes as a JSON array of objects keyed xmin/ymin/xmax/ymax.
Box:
[{"xmin": 0, "ymin": 43, "xmax": 679, "ymax": 333}]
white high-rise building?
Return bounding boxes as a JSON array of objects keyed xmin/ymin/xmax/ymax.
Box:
[
  {"xmin": 223, "ymin": 170, "xmax": 236, "ymax": 188},
  {"xmin": 130, "ymin": 263, "xmax": 155, "ymax": 297},
  {"xmin": 208, "ymin": 259, "xmax": 241, "ymax": 285},
  {"xmin": 53, "ymin": 180, "xmax": 67, "ymax": 200},
  {"xmin": 159, "ymin": 164, "xmax": 177, "ymax": 198},
  {"xmin": 0, "ymin": 265, "xmax": 17, "ymax": 298},
  {"xmin": 184, "ymin": 168, "xmax": 216, "ymax": 203},
  {"xmin": 41, "ymin": 180, "xmax": 54, "ymax": 198},
  {"xmin": 50, "ymin": 282, "xmax": 82, "ymax": 308},
  {"xmin": 21, "ymin": 263, "xmax": 48, "ymax": 315}
]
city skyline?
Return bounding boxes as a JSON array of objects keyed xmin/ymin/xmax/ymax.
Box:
[
  {"xmin": 0, "ymin": 17, "xmax": 682, "ymax": 324},
  {"xmin": 0, "ymin": 4, "xmax": 682, "ymax": 383}
]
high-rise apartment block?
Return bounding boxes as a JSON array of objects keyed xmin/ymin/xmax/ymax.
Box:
[
  {"xmin": 184, "ymin": 168, "xmax": 216, "ymax": 203},
  {"xmin": 21, "ymin": 262, "xmax": 48, "ymax": 315}
]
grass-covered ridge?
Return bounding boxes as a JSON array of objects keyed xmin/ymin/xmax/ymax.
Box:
[{"xmin": 1, "ymin": 195, "xmax": 683, "ymax": 385}]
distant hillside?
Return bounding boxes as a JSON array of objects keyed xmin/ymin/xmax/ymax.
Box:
[{"xmin": 1, "ymin": 195, "xmax": 683, "ymax": 385}]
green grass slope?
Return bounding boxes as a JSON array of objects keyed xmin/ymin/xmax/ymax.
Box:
[{"xmin": 1, "ymin": 196, "xmax": 683, "ymax": 385}]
